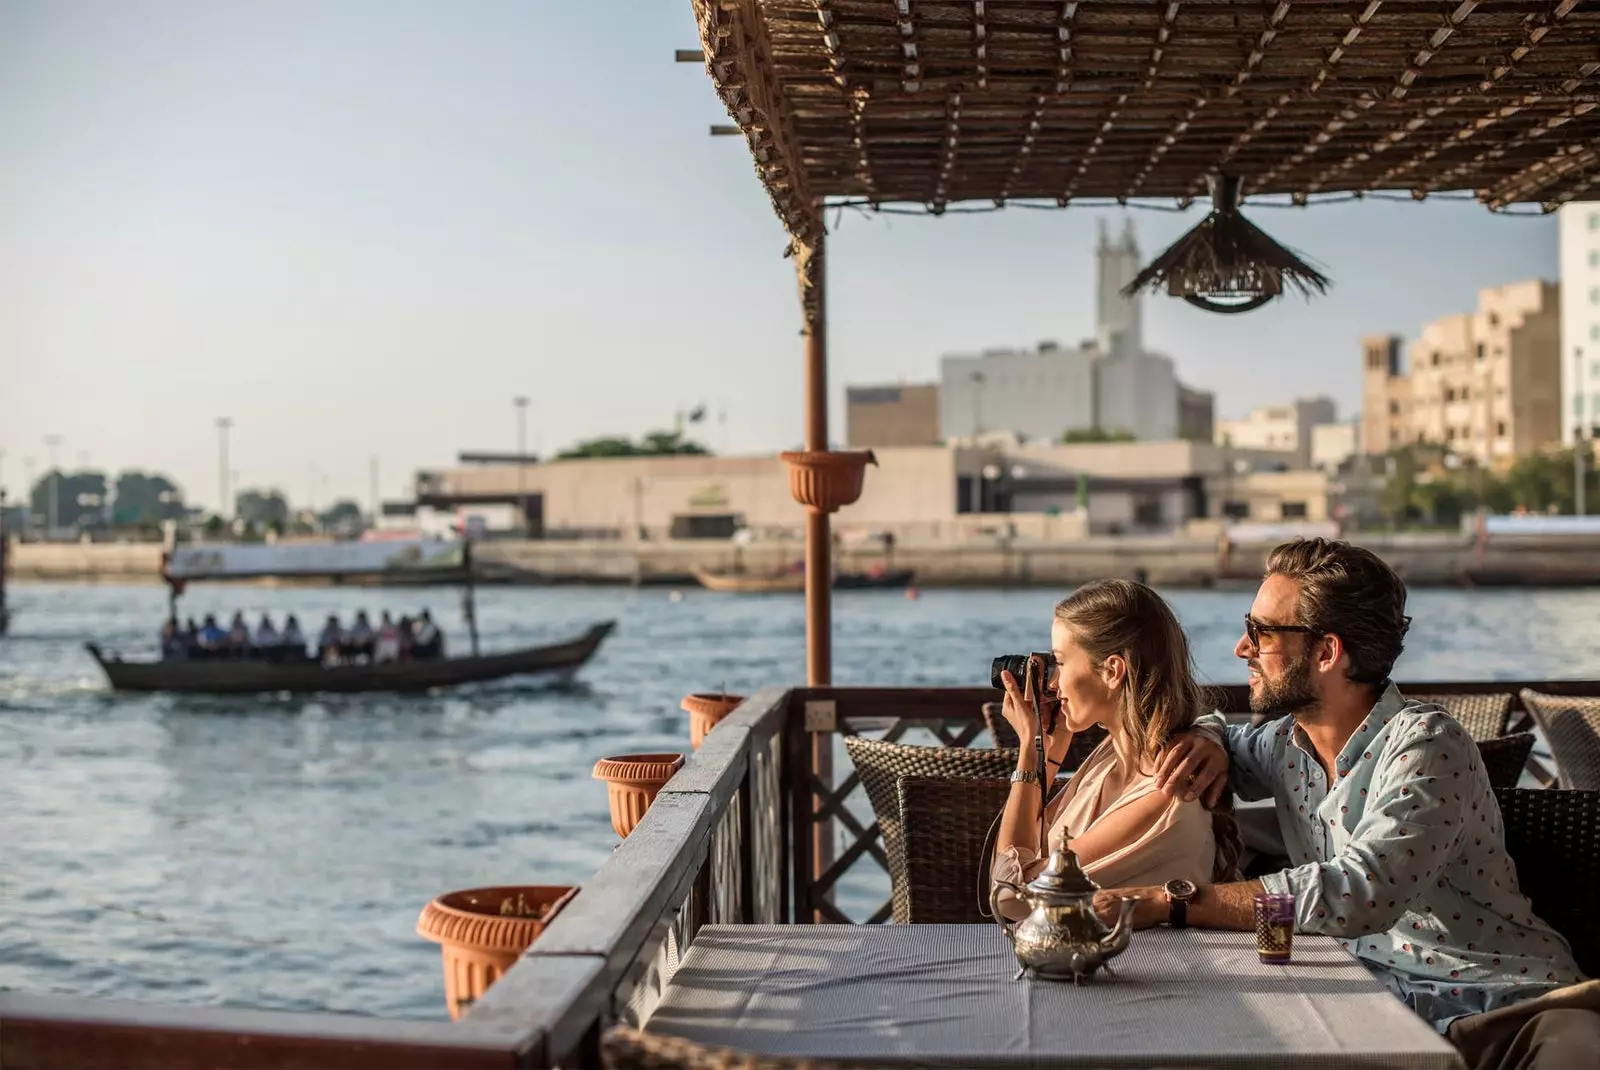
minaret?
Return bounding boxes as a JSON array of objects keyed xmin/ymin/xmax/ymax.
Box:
[{"xmin": 1095, "ymin": 217, "xmax": 1143, "ymax": 358}]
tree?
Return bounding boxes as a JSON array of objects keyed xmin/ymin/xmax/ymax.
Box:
[
  {"xmin": 30, "ymin": 470, "xmax": 109, "ymax": 530},
  {"xmin": 557, "ymin": 429, "xmax": 710, "ymax": 459},
  {"xmin": 234, "ymin": 488, "xmax": 291, "ymax": 530},
  {"xmin": 320, "ymin": 499, "xmax": 365, "ymax": 533},
  {"xmin": 112, "ymin": 471, "xmax": 185, "ymax": 526},
  {"xmin": 1061, "ymin": 427, "xmax": 1137, "ymax": 444}
]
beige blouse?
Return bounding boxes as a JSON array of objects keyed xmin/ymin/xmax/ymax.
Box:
[{"xmin": 991, "ymin": 739, "xmax": 1216, "ymax": 920}]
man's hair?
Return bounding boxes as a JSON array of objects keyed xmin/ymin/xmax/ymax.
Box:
[{"xmin": 1264, "ymin": 537, "xmax": 1411, "ymax": 686}]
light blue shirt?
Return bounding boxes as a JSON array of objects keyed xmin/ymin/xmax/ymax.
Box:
[{"xmin": 1202, "ymin": 683, "xmax": 1584, "ymax": 1031}]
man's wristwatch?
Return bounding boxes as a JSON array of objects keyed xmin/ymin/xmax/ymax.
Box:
[{"xmin": 1164, "ymin": 878, "xmax": 1198, "ymax": 928}]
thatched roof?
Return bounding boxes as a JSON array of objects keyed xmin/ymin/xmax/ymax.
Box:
[{"xmin": 690, "ymin": 0, "xmax": 1600, "ymax": 243}]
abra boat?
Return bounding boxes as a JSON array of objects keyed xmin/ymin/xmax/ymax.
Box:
[
  {"xmin": 692, "ymin": 566, "xmax": 915, "ymax": 593},
  {"xmin": 88, "ymin": 537, "xmax": 615, "ymax": 695}
]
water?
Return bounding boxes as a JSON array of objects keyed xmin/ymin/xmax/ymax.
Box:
[{"xmin": 2, "ymin": 582, "xmax": 1598, "ymax": 1019}]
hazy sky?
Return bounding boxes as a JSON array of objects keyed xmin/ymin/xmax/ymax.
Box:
[{"xmin": 0, "ymin": 1, "xmax": 1562, "ymax": 511}]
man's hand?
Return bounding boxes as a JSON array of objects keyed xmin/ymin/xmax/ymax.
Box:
[
  {"xmin": 1154, "ymin": 730, "xmax": 1229, "ymax": 806},
  {"xmin": 1092, "ymin": 887, "xmax": 1165, "ymax": 930}
]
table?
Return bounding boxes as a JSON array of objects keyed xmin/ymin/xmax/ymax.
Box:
[{"xmin": 645, "ymin": 925, "xmax": 1463, "ymax": 1069}]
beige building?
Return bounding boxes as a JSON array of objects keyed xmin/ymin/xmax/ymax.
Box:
[
  {"xmin": 845, "ymin": 383, "xmax": 941, "ymax": 448},
  {"xmin": 1362, "ymin": 280, "xmax": 1562, "ymax": 466},
  {"xmin": 412, "ymin": 440, "xmax": 1318, "ymax": 541},
  {"xmin": 1215, "ymin": 397, "xmax": 1337, "ymax": 468}
]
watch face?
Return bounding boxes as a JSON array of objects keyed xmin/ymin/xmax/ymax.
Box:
[{"xmin": 1165, "ymin": 878, "xmax": 1197, "ymax": 900}]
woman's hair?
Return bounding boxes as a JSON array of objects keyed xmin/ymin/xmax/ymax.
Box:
[
  {"xmin": 1054, "ymin": 578, "xmax": 1242, "ymax": 881},
  {"xmin": 1053, "ymin": 579, "xmax": 1204, "ymax": 773}
]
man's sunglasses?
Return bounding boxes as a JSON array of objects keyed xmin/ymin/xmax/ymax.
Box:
[{"xmin": 1243, "ymin": 615, "xmax": 1318, "ymax": 648}]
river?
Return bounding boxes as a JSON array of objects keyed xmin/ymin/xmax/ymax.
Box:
[{"xmin": 1, "ymin": 582, "xmax": 1596, "ymax": 1019}]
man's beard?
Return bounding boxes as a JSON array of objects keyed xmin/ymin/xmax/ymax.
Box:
[{"xmin": 1249, "ymin": 652, "xmax": 1318, "ymax": 716}]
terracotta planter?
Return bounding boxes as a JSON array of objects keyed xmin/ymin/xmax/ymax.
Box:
[
  {"xmin": 682, "ymin": 692, "xmax": 745, "ymax": 750},
  {"xmin": 780, "ymin": 450, "xmax": 876, "ymax": 513},
  {"xmin": 416, "ymin": 884, "xmax": 578, "ymax": 1020},
  {"xmin": 593, "ymin": 752, "xmax": 685, "ymax": 838}
]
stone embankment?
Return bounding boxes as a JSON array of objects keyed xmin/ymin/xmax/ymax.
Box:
[{"xmin": 8, "ymin": 532, "xmax": 1600, "ymax": 588}]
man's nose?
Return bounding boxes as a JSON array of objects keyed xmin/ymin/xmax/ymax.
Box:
[{"xmin": 1233, "ymin": 632, "xmax": 1252, "ymax": 659}]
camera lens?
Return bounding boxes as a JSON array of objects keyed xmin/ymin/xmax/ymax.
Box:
[{"xmin": 989, "ymin": 654, "xmax": 1029, "ymax": 690}]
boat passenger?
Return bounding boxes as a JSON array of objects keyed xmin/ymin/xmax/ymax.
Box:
[
  {"xmin": 226, "ymin": 612, "xmax": 252, "ymax": 658},
  {"xmin": 317, "ymin": 614, "xmax": 343, "ymax": 663},
  {"xmin": 1134, "ymin": 539, "xmax": 1594, "ymax": 1067},
  {"xmin": 414, "ymin": 609, "xmax": 443, "ymax": 660},
  {"xmin": 181, "ymin": 617, "xmax": 201, "ymax": 658},
  {"xmin": 397, "ymin": 615, "xmax": 415, "ymax": 661},
  {"xmin": 347, "ymin": 610, "xmax": 375, "ymax": 661},
  {"xmin": 374, "ymin": 611, "xmax": 400, "ymax": 663},
  {"xmin": 198, "ymin": 614, "xmax": 227, "ymax": 656},
  {"xmin": 281, "ymin": 614, "xmax": 306, "ymax": 659},
  {"xmin": 990, "ymin": 579, "xmax": 1241, "ymax": 923},
  {"xmin": 255, "ymin": 613, "xmax": 280, "ymax": 655},
  {"xmin": 159, "ymin": 619, "xmax": 184, "ymax": 660}
]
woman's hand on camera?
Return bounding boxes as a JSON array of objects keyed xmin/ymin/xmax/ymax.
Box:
[{"xmin": 999, "ymin": 666, "xmax": 1071, "ymax": 763}]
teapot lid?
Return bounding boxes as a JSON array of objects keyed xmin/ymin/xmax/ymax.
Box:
[{"xmin": 1025, "ymin": 842, "xmax": 1100, "ymax": 901}]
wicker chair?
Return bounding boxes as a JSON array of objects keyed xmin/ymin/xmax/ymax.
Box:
[
  {"xmin": 980, "ymin": 700, "xmax": 1107, "ymax": 769},
  {"xmin": 1409, "ymin": 692, "xmax": 1515, "ymax": 742},
  {"xmin": 1494, "ymin": 787, "xmax": 1600, "ymax": 978},
  {"xmin": 840, "ymin": 736, "xmax": 1019, "ymax": 924},
  {"xmin": 897, "ymin": 775, "xmax": 1016, "ymax": 924},
  {"xmin": 602, "ymin": 1024, "xmax": 850, "ymax": 1069},
  {"xmin": 1475, "ymin": 732, "xmax": 1536, "ymax": 790},
  {"xmin": 1519, "ymin": 690, "xmax": 1600, "ymax": 790}
]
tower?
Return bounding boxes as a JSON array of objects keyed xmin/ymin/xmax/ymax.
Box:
[{"xmin": 1095, "ymin": 218, "xmax": 1143, "ymax": 358}]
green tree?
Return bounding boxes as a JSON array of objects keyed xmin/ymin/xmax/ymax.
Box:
[
  {"xmin": 112, "ymin": 471, "xmax": 185, "ymax": 526},
  {"xmin": 320, "ymin": 499, "xmax": 365, "ymax": 533},
  {"xmin": 30, "ymin": 470, "xmax": 109, "ymax": 529},
  {"xmin": 1060, "ymin": 427, "xmax": 1136, "ymax": 444},
  {"xmin": 557, "ymin": 429, "xmax": 710, "ymax": 459},
  {"xmin": 235, "ymin": 488, "xmax": 291, "ymax": 529}
]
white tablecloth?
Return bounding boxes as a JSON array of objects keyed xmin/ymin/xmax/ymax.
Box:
[{"xmin": 645, "ymin": 924, "xmax": 1463, "ymax": 1069}]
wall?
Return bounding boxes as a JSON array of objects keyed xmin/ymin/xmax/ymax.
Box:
[
  {"xmin": 1095, "ymin": 352, "xmax": 1178, "ymax": 441},
  {"xmin": 845, "ymin": 383, "xmax": 941, "ymax": 448},
  {"xmin": 1559, "ymin": 202, "xmax": 1600, "ymax": 444},
  {"xmin": 938, "ymin": 345, "xmax": 1096, "ymax": 442}
]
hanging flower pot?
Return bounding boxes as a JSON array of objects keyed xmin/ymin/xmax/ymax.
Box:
[
  {"xmin": 593, "ymin": 753, "xmax": 685, "ymax": 838},
  {"xmin": 780, "ymin": 450, "xmax": 877, "ymax": 513},
  {"xmin": 682, "ymin": 692, "xmax": 745, "ymax": 749},
  {"xmin": 416, "ymin": 884, "xmax": 578, "ymax": 1021}
]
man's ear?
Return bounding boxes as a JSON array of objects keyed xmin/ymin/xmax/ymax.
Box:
[{"xmin": 1316, "ymin": 632, "xmax": 1347, "ymax": 675}]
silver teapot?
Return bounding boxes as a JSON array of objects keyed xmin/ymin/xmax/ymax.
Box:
[{"xmin": 990, "ymin": 840, "xmax": 1137, "ymax": 983}]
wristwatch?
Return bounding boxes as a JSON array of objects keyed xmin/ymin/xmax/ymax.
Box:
[
  {"xmin": 1164, "ymin": 878, "xmax": 1198, "ymax": 928},
  {"xmin": 1009, "ymin": 768, "xmax": 1040, "ymax": 785}
]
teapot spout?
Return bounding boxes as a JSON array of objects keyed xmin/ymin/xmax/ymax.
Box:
[{"xmin": 1098, "ymin": 896, "xmax": 1138, "ymax": 958}]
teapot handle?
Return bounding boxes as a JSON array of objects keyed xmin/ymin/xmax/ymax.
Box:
[{"xmin": 989, "ymin": 879, "xmax": 1024, "ymax": 938}]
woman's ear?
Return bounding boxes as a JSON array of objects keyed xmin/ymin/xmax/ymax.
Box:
[{"xmin": 1101, "ymin": 653, "xmax": 1128, "ymax": 692}]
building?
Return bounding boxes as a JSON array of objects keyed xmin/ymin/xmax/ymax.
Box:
[
  {"xmin": 411, "ymin": 438, "xmax": 1310, "ymax": 541},
  {"xmin": 1309, "ymin": 420, "xmax": 1360, "ymax": 472},
  {"xmin": 845, "ymin": 383, "xmax": 941, "ymax": 448},
  {"xmin": 938, "ymin": 220, "xmax": 1213, "ymax": 445},
  {"xmin": 1558, "ymin": 201, "xmax": 1600, "ymax": 444},
  {"xmin": 1361, "ymin": 334, "xmax": 1410, "ymax": 454},
  {"xmin": 1215, "ymin": 397, "xmax": 1338, "ymax": 468},
  {"xmin": 1361, "ymin": 280, "xmax": 1562, "ymax": 467}
]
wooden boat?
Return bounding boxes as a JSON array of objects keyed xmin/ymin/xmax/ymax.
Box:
[
  {"xmin": 692, "ymin": 567, "xmax": 915, "ymax": 593},
  {"xmin": 86, "ymin": 621, "xmax": 613, "ymax": 695},
  {"xmin": 86, "ymin": 536, "xmax": 616, "ymax": 694}
]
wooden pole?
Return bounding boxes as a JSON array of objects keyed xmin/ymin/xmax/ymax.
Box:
[{"xmin": 802, "ymin": 236, "xmax": 831, "ymax": 687}]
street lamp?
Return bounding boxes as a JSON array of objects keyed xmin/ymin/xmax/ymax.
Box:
[
  {"xmin": 513, "ymin": 396, "xmax": 530, "ymax": 535},
  {"xmin": 215, "ymin": 418, "xmax": 233, "ymax": 521},
  {"xmin": 44, "ymin": 434, "xmax": 62, "ymax": 535}
]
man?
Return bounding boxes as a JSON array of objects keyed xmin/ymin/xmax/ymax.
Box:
[{"xmin": 1096, "ymin": 538, "xmax": 1595, "ymax": 1068}]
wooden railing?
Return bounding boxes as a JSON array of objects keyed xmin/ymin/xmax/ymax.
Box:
[{"xmin": 3, "ymin": 680, "xmax": 1594, "ymax": 1068}]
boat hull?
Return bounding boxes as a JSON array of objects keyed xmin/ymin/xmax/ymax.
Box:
[
  {"xmin": 86, "ymin": 621, "xmax": 615, "ymax": 695},
  {"xmin": 692, "ymin": 568, "xmax": 914, "ymax": 593}
]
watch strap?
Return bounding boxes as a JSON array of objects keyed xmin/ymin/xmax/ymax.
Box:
[{"xmin": 1169, "ymin": 896, "xmax": 1188, "ymax": 928}]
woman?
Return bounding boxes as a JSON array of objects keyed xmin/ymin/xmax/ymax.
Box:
[{"xmin": 991, "ymin": 579, "xmax": 1239, "ymax": 919}]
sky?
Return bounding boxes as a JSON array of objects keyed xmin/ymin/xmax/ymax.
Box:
[{"xmin": 0, "ymin": 1, "xmax": 1563, "ymax": 513}]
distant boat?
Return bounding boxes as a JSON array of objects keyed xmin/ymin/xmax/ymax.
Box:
[
  {"xmin": 86, "ymin": 537, "xmax": 616, "ymax": 695},
  {"xmin": 692, "ymin": 567, "xmax": 915, "ymax": 593},
  {"xmin": 87, "ymin": 622, "xmax": 613, "ymax": 695}
]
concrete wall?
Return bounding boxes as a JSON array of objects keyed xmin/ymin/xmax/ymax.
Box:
[
  {"xmin": 1096, "ymin": 352, "xmax": 1178, "ymax": 441},
  {"xmin": 846, "ymin": 383, "xmax": 941, "ymax": 448},
  {"xmin": 939, "ymin": 345, "xmax": 1096, "ymax": 442},
  {"xmin": 1559, "ymin": 202, "xmax": 1600, "ymax": 444}
]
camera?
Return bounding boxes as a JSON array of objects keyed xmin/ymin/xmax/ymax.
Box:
[{"xmin": 989, "ymin": 652, "xmax": 1057, "ymax": 691}]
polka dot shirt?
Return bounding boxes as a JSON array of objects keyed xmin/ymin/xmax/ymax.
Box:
[{"xmin": 1198, "ymin": 683, "xmax": 1584, "ymax": 1032}]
